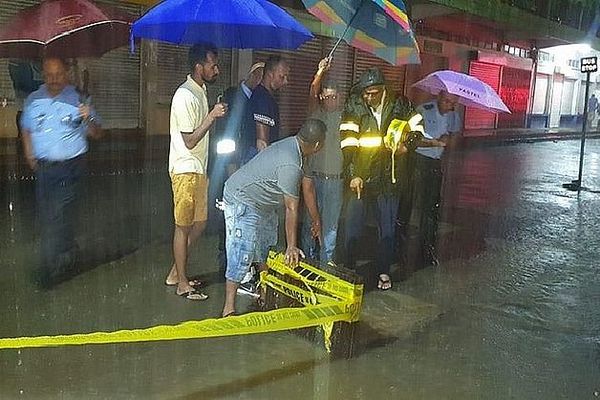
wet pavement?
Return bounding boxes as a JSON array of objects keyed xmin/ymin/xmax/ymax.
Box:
[{"xmin": 0, "ymin": 138, "xmax": 599, "ymax": 399}]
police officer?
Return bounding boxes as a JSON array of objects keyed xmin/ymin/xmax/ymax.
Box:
[{"xmin": 340, "ymin": 68, "xmax": 423, "ymax": 290}]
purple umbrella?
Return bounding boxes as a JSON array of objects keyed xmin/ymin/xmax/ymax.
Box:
[{"xmin": 412, "ymin": 70, "xmax": 510, "ymax": 113}]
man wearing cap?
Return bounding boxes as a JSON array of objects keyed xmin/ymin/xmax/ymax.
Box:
[
  {"xmin": 413, "ymin": 90, "xmax": 461, "ymax": 265},
  {"xmin": 340, "ymin": 67, "xmax": 423, "ymax": 290},
  {"xmin": 240, "ymin": 55, "xmax": 290, "ymax": 163},
  {"xmin": 221, "ymin": 119, "xmax": 326, "ymax": 317}
]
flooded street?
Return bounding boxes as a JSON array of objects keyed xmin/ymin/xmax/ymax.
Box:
[{"xmin": 1, "ymin": 138, "xmax": 599, "ymax": 399}]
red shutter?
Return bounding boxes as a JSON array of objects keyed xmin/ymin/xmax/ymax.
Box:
[
  {"xmin": 464, "ymin": 61, "xmax": 501, "ymax": 132},
  {"xmin": 497, "ymin": 67, "xmax": 532, "ymax": 129}
]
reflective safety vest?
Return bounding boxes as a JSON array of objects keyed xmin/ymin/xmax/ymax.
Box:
[{"xmin": 339, "ymin": 91, "xmax": 422, "ymax": 192}]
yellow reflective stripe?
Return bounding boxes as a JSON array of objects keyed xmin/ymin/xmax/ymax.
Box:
[
  {"xmin": 407, "ymin": 113, "xmax": 423, "ymax": 131},
  {"xmin": 358, "ymin": 136, "xmax": 382, "ymax": 148},
  {"xmin": 340, "ymin": 122, "xmax": 359, "ymax": 133},
  {"xmin": 340, "ymin": 137, "xmax": 360, "ymax": 148}
]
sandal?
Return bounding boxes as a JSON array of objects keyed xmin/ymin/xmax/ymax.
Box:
[
  {"xmin": 165, "ymin": 277, "xmax": 203, "ymax": 287},
  {"xmin": 222, "ymin": 311, "xmax": 237, "ymax": 318},
  {"xmin": 377, "ymin": 274, "xmax": 392, "ymax": 291},
  {"xmin": 178, "ymin": 288, "xmax": 208, "ymax": 301}
]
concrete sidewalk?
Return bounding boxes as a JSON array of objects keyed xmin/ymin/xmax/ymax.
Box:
[{"xmin": 461, "ymin": 127, "xmax": 600, "ymax": 146}]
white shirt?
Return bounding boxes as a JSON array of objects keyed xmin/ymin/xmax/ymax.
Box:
[
  {"xmin": 370, "ymin": 90, "xmax": 386, "ymax": 129},
  {"xmin": 169, "ymin": 75, "xmax": 210, "ymax": 174},
  {"xmin": 415, "ymin": 101, "xmax": 461, "ymax": 160}
]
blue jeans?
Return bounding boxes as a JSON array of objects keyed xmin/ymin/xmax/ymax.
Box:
[
  {"xmin": 35, "ymin": 156, "xmax": 84, "ymax": 287},
  {"xmin": 223, "ymin": 197, "xmax": 277, "ymax": 283},
  {"xmin": 344, "ymin": 193, "xmax": 399, "ymax": 275},
  {"xmin": 301, "ymin": 176, "xmax": 343, "ymax": 263}
]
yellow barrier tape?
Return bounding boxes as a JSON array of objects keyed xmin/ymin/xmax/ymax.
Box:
[{"xmin": 0, "ymin": 252, "xmax": 363, "ymax": 351}]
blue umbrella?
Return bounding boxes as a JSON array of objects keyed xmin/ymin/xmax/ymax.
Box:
[{"xmin": 131, "ymin": 0, "xmax": 313, "ymax": 49}]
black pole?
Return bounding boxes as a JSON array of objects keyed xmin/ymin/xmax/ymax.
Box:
[
  {"xmin": 576, "ymin": 71, "xmax": 591, "ymax": 190},
  {"xmin": 564, "ymin": 71, "xmax": 592, "ymax": 192}
]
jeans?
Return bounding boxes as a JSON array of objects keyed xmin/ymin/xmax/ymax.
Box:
[
  {"xmin": 344, "ymin": 193, "xmax": 400, "ymax": 275},
  {"xmin": 301, "ymin": 176, "xmax": 343, "ymax": 263},
  {"xmin": 35, "ymin": 156, "xmax": 84, "ymax": 287},
  {"xmin": 223, "ymin": 197, "xmax": 277, "ymax": 283},
  {"xmin": 414, "ymin": 154, "xmax": 442, "ymax": 256}
]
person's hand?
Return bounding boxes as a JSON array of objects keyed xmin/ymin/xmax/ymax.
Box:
[
  {"xmin": 349, "ymin": 177, "xmax": 364, "ymax": 199},
  {"xmin": 78, "ymin": 104, "xmax": 91, "ymax": 121},
  {"xmin": 26, "ymin": 155, "xmax": 37, "ymax": 171},
  {"xmin": 317, "ymin": 57, "xmax": 331, "ymax": 74},
  {"xmin": 209, "ymin": 102, "xmax": 228, "ymax": 119},
  {"xmin": 256, "ymin": 138, "xmax": 268, "ymax": 151},
  {"xmin": 310, "ymin": 218, "xmax": 322, "ymax": 245},
  {"xmin": 284, "ymin": 245, "xmax": 305, "ymax": 267}
]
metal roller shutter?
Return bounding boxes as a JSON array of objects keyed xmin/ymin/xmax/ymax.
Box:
[
  {"xmin": 497, "ymin": 66, "xmax": 531, "ymax": 128},
  {"xmin": 549, "ymin": 74, "xmax": 563, "ymax": 128},
  {"xmin": 464, "ymin": 61, "xmax": 501, "ymax": 131},
  {"xmin": 532, "ymin": 73, "xmax": 549, "ymax": 114},
  {"xmin": 253, "ymin": 38, "xmax": 322, "ymax": 137},
  {"xmin": 560, "ymin": 79, "xmax": 575, "ymax": 115},
  {"xmin": 0, "ymin": 0, "xmax": 39, "ymax": 101},
  {"xmin": 0, "ymin": 0, "xmax": 143, "ymax": 130}
]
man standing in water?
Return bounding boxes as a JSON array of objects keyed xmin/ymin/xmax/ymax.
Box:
[
  {"xmin": 221, "ymin": 119, "xmax": 326, "ymax": 317},
  {"xmin": 21, "ymin": 57, "xmax": 102, "ymax": 288},
  {"xmin": 165, "ymin": 44, "xmax": 228, "ymax": 300}
]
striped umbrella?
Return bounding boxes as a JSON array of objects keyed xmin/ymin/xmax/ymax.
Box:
[{"xmin": 302, "ymin": 0, "xmax": 420, "ymax": 65}]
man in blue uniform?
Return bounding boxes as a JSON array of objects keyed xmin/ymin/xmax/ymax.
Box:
[
  {"xmin": 414, "ymin": 91, "xmax": 462, "ymax": 265},
  {"xmin": 21, "ymin": 57, "xmax": 102, "ymax": 288}
]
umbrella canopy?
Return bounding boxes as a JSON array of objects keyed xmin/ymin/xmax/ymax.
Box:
[
  {"xmin": 413, "ymin": 70, "xmax": 511, "ymax": 113},
  {"xmin": 130, "ymin": 0, "xmax": 313, "ymax": 49},
  {"xmin": 301, "ymin": 0, "xmax": 420, "ymax": 65},
  {"xmin": 0, "ymin": 0, "xmax": 134, "ymax": 59}
]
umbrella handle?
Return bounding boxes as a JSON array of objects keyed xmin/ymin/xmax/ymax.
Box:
[{"xmin": 327, "ymin": 0, "xmax": 365, "ymax": 60}]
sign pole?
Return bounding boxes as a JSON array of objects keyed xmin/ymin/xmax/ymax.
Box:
[
  {"xmin": 564, "ymin": 56, "xmax": 597, "ymax": 191},
  {"xmin": 576, "ymin": 71, "xmax": 591, "ymax": 190}
]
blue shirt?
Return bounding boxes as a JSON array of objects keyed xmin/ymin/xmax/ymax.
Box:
[
  {"xmin": 415, "ymin": 101, "xmax": 461, "ymax": 160},
  {"xmin": 21, "ymin": 84, "xmax": 98, "ymax": 161}
]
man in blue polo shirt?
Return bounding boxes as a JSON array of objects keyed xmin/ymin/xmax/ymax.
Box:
[
  {"xmin": 414, "ymin": 90, "xmax": 461, "ymax": 265},
  {"xmin": 21, "ymin": 57, "xmax": 102, "ymax": 288}
]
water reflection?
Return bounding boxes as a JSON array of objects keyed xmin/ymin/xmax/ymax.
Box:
[{"xmin": 0, "ymin": 139, "xmax": 599, "ymax": 399}]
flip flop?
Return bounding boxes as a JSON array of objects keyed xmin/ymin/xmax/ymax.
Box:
[
  {"xmin": 178, "ymin": 289, "xmax": 208, "ymax": 301},
  {"xmin": 222, "ymin": 311, "xmax": 236, "ymax": 318},
  {"xmin": 165, "ymin": 277, "xmax": 203, "ymax": 287},
  {"xmin": 377, "ymin": 274, "xmax": 392, "ymax": 291}
]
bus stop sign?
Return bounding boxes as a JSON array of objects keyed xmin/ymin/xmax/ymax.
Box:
[{"xmin": 581, "ymin": 56, "xmax": 598, "ymax": 73}]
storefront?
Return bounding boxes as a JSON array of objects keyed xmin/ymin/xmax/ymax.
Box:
[{"xmin": 464, "ymin": 51, "xmax": 533, "ymax": 132}]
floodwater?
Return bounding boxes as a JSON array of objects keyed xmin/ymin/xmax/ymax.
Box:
[{"xmin": 0, "ymin": 139, "xmax": 599, "ymax": 399}]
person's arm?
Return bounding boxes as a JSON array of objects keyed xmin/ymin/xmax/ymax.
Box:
[
  {"xmin": 283, "ymin": 194, "xmax": 305, "ymax": 266},
  {"xmin": 78, "ymin": 103, "xmax": 103, "ymax": 140},
  {"xmin": 301, "ymin": 176, "xmax": 321, "ymax": 244},
  {"xmin": 21, "ymin": 129, "xmax": 37, "ymax": 170},
  {"xmin": 182, "ymin": 102, "xmax": 228, "ymax": 149},
  {"xmin": 255, "ymin": 122, "xmax": 270, "ymax": 150},
  {"xmin": 308, "ymin": 57, "xmax": 331, "ymax": 114}
]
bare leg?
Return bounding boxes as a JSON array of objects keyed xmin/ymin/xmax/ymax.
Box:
[
  {"xmin": 222, "ymin": 280, "xmax": 239, "ymax": 317},
  {"xmin": 166, "ymin": 221, "xmax": 206, "ymax": 286},
  {"xmin": 172, "ymin": 224, "xmax": 193, "ymax": 295}
]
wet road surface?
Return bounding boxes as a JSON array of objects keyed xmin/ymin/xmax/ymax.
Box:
[{"xmin": 0, "ymin": 139, "xmax": 599, "ymax": 399}]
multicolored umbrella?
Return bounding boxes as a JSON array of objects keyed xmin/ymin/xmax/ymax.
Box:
[
  {"xmin": 0, "ymin": 0, "xmax": 133, "ymax": 59},
  {"xmin": 131, "ymin": 0, "xmax": 313, "ymax": 49},
  {"xmin": 301, "ymin": 0, "xmax": 420, "ymax": 65},
  {"xmin": 413, "ymin": 70, "xmax": 511, "ymax": 113}
]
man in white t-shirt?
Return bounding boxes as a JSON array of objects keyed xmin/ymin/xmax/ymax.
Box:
[
  {"xmin": 414, "ymin": 90, "xmax": 461, "ymax": 265},
  {"xmin": 165, "ymin": 44, "xmax": 228, "ymax": 300}
]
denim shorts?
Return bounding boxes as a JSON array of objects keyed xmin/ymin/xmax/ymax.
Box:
[{"xmin": 223, "ymin": 199, "xmax": 277, "ymax": 283}]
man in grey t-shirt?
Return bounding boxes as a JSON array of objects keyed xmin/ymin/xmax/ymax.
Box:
[{"xmin": 221, "ymin": 119, "xmax": 326, "ymax": 317}]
